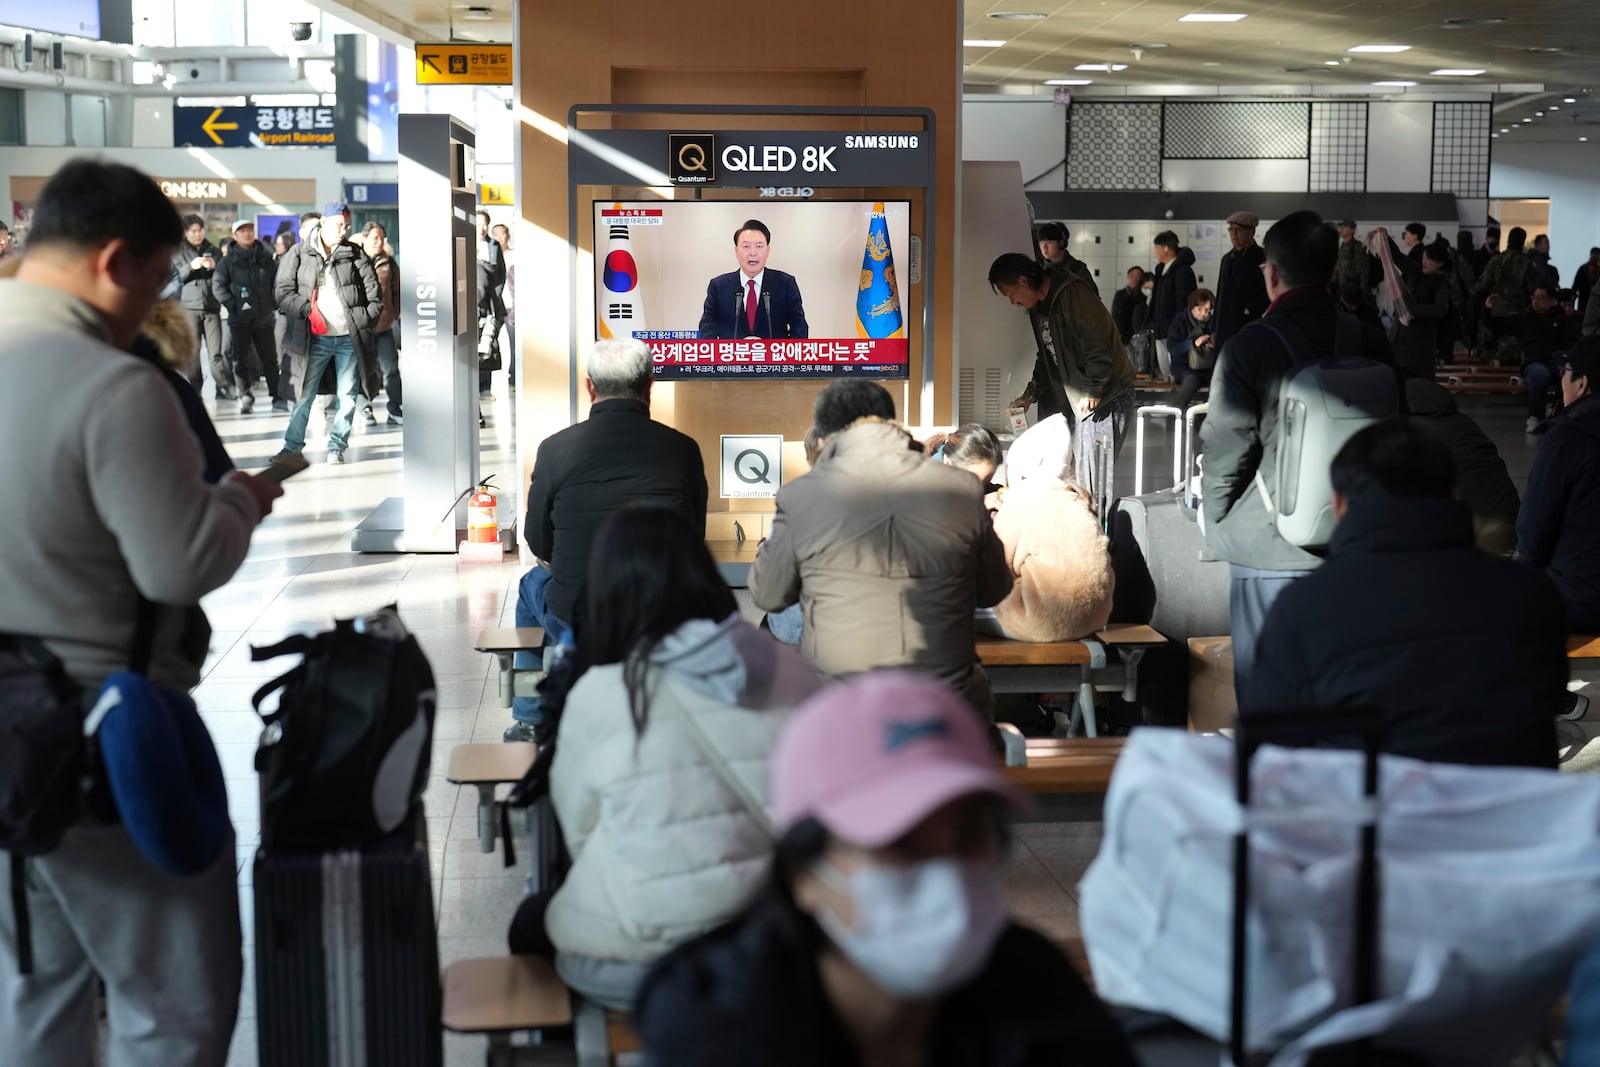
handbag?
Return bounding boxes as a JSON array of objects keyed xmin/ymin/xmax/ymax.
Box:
[{"xmin": 308, "ymin": 286, "xmax": 329, "ymax": 336}]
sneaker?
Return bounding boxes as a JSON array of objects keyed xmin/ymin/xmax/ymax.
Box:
[
  {"xmin": 239, "ymin": 393, "xmax": 255, "ymax": 415},
  {"xmin": 388, "ymin": 406, "xmax": 404, "ymax": 425},
  {"xmin": 362, "ymin": 405, "xmax": 377, "ymax": 426},
  {"xmin": 216, "ymin": 387, "xmax": 238, "ymax": 401},
  {"xmin": 268, "ymin": 449, "xmax": 309, "ymax": 473},
  {"xmin": 1526, "ymin": 416, "xmax": 1542, "ymax": 434},
  {"xmin": 327, "ymin": 448, "xmax": 346, "ymax": 465},
  {"xmin": 503, "ymin": 721, "xmax": 538, "ymax": 743},
  {"xmin": 271, "ymin": 398, "xmax": 289, "ymax": 413},
  {"xmin": 1563, "ymin": 692, "xmax": 1591, "ymax": 721}
]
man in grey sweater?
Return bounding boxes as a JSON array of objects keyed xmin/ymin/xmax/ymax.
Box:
[{"xmin": 0, "ymin": 160, "xmax": 281, "ymax": 1066}]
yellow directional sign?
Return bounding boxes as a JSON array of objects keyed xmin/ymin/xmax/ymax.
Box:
[
  {"xmin": 478, "ymin": 183, "xmax": 514, "ymax": 205},
  {"xmin": 416, "ymin": 44, "xmax": 512, "ymax": 86},
  {"xmin": 200, "ymin": 108, "xmax": 238, "ymax": 146}
]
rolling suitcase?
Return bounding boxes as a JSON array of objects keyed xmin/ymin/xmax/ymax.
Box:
[{"xmin": 254, "ymin": 812, "xmax": 442, "ymax": 1067}]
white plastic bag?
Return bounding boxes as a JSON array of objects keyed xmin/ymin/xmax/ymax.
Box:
[{"xmin": 1079, "ymin": 728, "xmax": 1600, "ymax": 1066}]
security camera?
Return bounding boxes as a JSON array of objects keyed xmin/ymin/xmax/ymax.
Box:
[{"xmin": 290, "ymin": 22, "xmax": 313, "ymax": 42}]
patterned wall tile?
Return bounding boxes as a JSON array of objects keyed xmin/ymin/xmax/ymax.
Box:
[
  {"xmin": 1432, "ymin": 102, "xmax": 1491, "ymax": 199},
  {"xmin": 1164, "ymin": 101, "xmax": 1309, "ymax": 159},
  {"xmin": 1310, "ymin": 101, "xmax": 1367, "ymax": 192},
  {"xmin": 1067, "ymin": 102, "xmax": 1162, "ymax": 190}
]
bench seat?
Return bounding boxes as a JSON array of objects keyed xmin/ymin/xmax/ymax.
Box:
[
  {"xmin": 1004, "ymin": 737, "xmax": 1126, "ymax": 795},
  {"xmin": 447, "ymin": 742, "xmax": 537, "ymax": 853},
  {"xmin": 441, "ymin": 955, "xmax": 572, "ymax": 1034},
  {"xmin": 474, "ymin": 628, "xmax": 547, "ymax": 709},
  {"xmin": 978, "ymin": 624, "xmax": 1167, "ymax": 736}
]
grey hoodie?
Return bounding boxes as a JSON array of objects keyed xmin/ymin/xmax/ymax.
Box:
[{"xmin": 646, "ymin": 614, "xmax": 819, "ymax": 710}]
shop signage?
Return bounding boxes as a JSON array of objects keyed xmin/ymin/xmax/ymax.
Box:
[
  {"xmin": 573, "ymin": 129, "xmax": 934, "ymax": 189},
  {"xmin": 720, "ymin": 435, "xmax": 783, "ymax": 500},
  {"xmin": 478, "ymin": 183, "xmax": 514, "ymax": 205}
]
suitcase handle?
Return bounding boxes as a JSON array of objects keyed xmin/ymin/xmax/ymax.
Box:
[{"xmin": 1230, "ymin": 706, "xmax": 1383, "ymax": 1066}]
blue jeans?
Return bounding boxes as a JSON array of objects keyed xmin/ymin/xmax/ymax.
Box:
[
  {"xmin": 283, "ymin": 334, "xmax": 358, "ymax": 453},
  {"xmin": 1229, "ymin": 564, "xmax": 1311, "ymax": 704},
  {"xmin": 512, "ymin": 567, "xmax": 573, "ymax": 725},
  {"xmin": 1524, "ymin": 359, "xmax": 1558, "ymax": 419}
]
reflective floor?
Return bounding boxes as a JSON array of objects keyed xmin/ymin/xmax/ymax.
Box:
[{"xmin": 191, "ymin": 381, "xmax": 1551, "ymax": 1065}]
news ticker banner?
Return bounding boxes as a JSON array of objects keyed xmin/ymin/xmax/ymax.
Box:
[
  {"xmin": 571, "ymin": 129, "xmax": 935, "ymax": 190},
  {"xmin": 641, "ymin": 337, "xmax": 910, "ymax": 381}
]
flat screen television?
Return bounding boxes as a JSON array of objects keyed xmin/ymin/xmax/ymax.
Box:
[{"xmin": 593, "ymin": 199, "xmax": 912, "ymax": 380}]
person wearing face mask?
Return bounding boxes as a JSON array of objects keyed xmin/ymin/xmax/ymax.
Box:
[{"xmin": 635, "ymin": 671, "xmax": 1137, "ymax": 1066}]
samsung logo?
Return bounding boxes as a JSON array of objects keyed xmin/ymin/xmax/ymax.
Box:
[{"xmin": 844, "ymin": 135, "xmax": 919, "ymax": 150}]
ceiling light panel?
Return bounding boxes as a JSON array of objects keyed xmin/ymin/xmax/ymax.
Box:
[
  {"xmin": 964, "ymin": 39, "xmax": 1006, "ymax": 47},
  {"xmin": 1348, "ymin": 45, "xmax": 1412, "ymax": 53},
  {"xmin": 1179, "ymin": 13, "xmax": 1248, "ymax": 22},
  {"xmin": 1429, "ymin": 69, "xmax": 1485, "ymax": 76}
]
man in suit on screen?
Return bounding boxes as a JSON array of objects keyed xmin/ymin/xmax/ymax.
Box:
[{"xmin": 696, "ymin": 219, "xmax": 809, "ymax": 339}]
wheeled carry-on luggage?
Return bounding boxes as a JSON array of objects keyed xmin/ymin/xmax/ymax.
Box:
[{"xmin": 254, "ymin": 812, "xmax": 443, "ymax": 1067}]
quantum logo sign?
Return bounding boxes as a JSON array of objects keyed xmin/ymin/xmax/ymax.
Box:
[{"xmin": 670, "ymin": 133, "xmax": 716, "ymax": 186}]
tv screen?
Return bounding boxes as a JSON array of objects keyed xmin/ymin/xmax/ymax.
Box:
[{"xmin": 594, "ymin": 199, "xmax": 912, "ymax": 380}]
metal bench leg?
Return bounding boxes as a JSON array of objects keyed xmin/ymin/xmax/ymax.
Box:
[
  {"xmin": 1077, "ymin": 680, "xmax": 1099, "ymax": 738},
  {"xmin": 494, "ymin": 652, "xmax": 516, "ymax": 708},
  {"xmin": 574, "ymin": 997, "xmax": 612, "ymax": 1066},
  {"xmin": 485, "ymin": 1033, "xmax": 514, "ymax": 1067},
  {"xmin": 476, "ymin": 784, "xmax": 497, "ymax": 853}
]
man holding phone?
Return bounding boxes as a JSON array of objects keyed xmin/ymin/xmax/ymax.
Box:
[{"xmin": 172, "ymin": 215, "xmax": 229, "ymax": 398}]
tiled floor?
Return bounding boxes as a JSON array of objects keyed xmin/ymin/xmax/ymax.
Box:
[{"xmin": 197, "ymin": 382, "xmax": 1548, "ymax": 1066}]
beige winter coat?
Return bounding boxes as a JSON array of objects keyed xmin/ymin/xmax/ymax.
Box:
[
  {"xmin": 991, "ymin": 479, "xmax": 1115, "ymax": 642},
  {"xmin": 750, "ymin": 418, "xmax": 1013, "ymax": 709}
]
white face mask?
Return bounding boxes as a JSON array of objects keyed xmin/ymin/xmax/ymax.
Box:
[{"xmin": 813, "ymin": 856, "xmax": 1008, "ymax": 999}]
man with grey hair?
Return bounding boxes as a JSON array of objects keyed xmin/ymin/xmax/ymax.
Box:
[{"xmin": 507, "ymin": 339, "xmax": 707, "ymax": 740}]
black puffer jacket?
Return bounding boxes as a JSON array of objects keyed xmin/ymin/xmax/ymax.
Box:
[
  {"xmin": 1150, "ymin": 247, "xmax": 1197, "ymax": 340},
  {"xmin": 1404, "ymin": 379, "xmax": 1520, "ymax": 553},
  {"xmin": 1517, "ymin": 393, "xmax": 1600, "ymax": 629},
  {"xmin": 275, "ymin": 236, "xmax": 383, "ymax": 396},
  {"xmin": 172, "ymin": 240, "xmax": 220, "ymax": 313},
  {"xmin": 1245, "ymin": 497, "xmax": 1563, "ymax": 770},
  {"xmin": 211, "ymin": 240, "xmax": 278, "ymax": 327},
  {"xmin": 635, "ymin": 899, "xmax": 1138, "ymax": 1067}
]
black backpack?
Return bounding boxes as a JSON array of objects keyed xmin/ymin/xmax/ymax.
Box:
[{"xmin": 251, "ymin": 607, "xmax": 437, "ymax": 850}]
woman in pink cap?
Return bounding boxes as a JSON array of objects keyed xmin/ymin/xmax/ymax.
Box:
[{"xmin": 634, "ymin": 671, "xmax": 1136, "ymax": 1065}]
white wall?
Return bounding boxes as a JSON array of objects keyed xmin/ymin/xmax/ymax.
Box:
[
  {"xmin": 24, "ymin": 92, "xmax": 67, "ymax": 147},
  {"xmin": 1365, "ymin": 102, "xmax": 1432, "ymax": 193},
  {"xmin": 1492, "ymin": 142, "xmax": 1600, "ymax": 281},
  {"xmin": 962, "ymin": 100, "xmax": 1065, "ymax": 191},
  {"xmin": 1162, "ymin": 159, "xmax": 1307, "ymax": 194}
]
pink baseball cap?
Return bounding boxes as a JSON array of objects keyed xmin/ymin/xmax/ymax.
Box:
[{"xmin": 772, "ymin": 671, "xmax": 1024, "ymax": 848}]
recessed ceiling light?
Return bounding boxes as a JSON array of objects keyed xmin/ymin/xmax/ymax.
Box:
[
  {"xmin": 1536, "ymin": 111, "xmax": 1545, "ymax": 117},
  {"xmin": 1075, "ymin": 63, "xmax": 1129, "ymax": 71},
  {"xmin": 988, "ymin": 10, "xmax": 1047, "ymax": 19},
  {"xmin": 1323, "ymin": 60, "xmax": 1341, "ymax": 66},
  {"xmin": 1583, "ymin": 137, "xmax": 1590, "ymax": 142},
  {"xmin": 1492, "ymin": 134, "xmax": 1499, "ymax": 138},
  {"xmin": 1045, "ymin": 79, "xmax": 1094, "ymax": 85},
  {"xmin": 1202, "ymin": 61, "xmax": 1221, "ymax": 67},
  {"xmin": 1179, "ymin": 12, "xmax": 1247, "ymax": 21},
  {"xmin": 1430, "ymin": 69, "xmax": 1486, "ymax": 76},
  {"xmin": 1566, "ymin": 97, "xmax": 1579, "ymax": 103},
  {"xmin": 964, "ymin": 39, "xmax": 1006, "ymax": 47},
  {"xmin": 1526, "ymin": 46, "xmax": 1568, "ymax": 54},
  {"xmin": 1550, "ymin": 105, "xmax": 1561, "ymax": 110},
  {"xmin": 1500, "ymin": 128, "xmax": 1510, "ymax": 133},
  {"xmin": 1442, "ymin": 16, "xmax": 1506, "ymax": 27},
  {"xmin": 1349, "ymin": 44, "xmax": 1412, "ymax": 53},
  {"xmin": 1373, "ymin": 81, "xmax": 1418, "ymax": 87}
]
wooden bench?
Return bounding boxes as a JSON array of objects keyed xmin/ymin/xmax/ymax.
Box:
[
  {"xmin": 978, "ymin": 623, "xmax": 1167, "ymax": 737},
  {"xmin": 447, "ymin": 742, "xmax": 537, "ymax": 852},
  {"xmin": 442, "ymin": 954, "xmax": 640, "ymax": 1066},
  {"xmin": 1442, "ymin": 379, "xmax": 1524, "ymax": 395},
  {"xmin": 475, "ymin": 627, "xmax": 547, "ymax": 709},
  {"xmin": 1003, "ymin": 737, "xmax": 1126, "ymax": 795}
]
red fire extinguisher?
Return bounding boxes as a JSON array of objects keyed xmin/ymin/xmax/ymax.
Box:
[{"xmin": 467, "ymin": 477, "xmax": 499, "ymax": 544}]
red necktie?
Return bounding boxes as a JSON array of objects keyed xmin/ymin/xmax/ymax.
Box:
[{"xmin": 746, "ymin": 279, "xmax": 758, "ymax": 335}]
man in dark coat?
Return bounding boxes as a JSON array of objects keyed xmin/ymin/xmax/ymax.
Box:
[
  {"xmin": 1199, "ymin": 210, "xmax": 1398, "ymax": 699},
  {"xmin": 1404, "ymin": 377, "xmax": 1520, "ymax": 555},
  {"xmin": 172, "ymin": 214, "xmax": 229, "ymax": 398},
  {"xmin": 211, "ymin": 218, "xmax": 283, "ymax": 413},
  {"xmin": 271, "ymin": 205, "xmax": 382, "ymax": 466},
  {"xmin": 1213, "ymin": 210, "xmax": 1269, "ymax": 351},
  {"xmin": 507, "ymin": 337, "xmax": 708, "ymax": 741},
  {"xmin": 1150, "ymin": 230, "xmax": 1196, "ymax": 378},
  {"xmin": 1518, "ymin": 337, "xmax": 1600, "ymax": 632},
  {"xmin": 1245, "ymin": 420, "xmax": 1562, "ymax": 770}
]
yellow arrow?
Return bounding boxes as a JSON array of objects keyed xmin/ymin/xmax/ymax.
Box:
[{"xmin": 201, "ymin": 108, "xmax": 238, "ymax": 146}]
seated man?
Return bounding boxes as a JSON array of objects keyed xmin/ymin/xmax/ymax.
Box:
[
  {"xmin": 1245, "ymin": 420, "xmax": 1563, "ymax": 769},
  {"xmin": 1519, "ymin": 336, "xmax": 1600, "ymax": 633},
  {"xmin": 750, "ymin": 380, "xmax": 1012, "ymax": 711},
  {"xmin": 510, "ymin": 338, "xmax": 708, "ymax": 740},
  {"xmin": 1520, "ymin": 284, "xmax": 1579, "ymax": 431}
]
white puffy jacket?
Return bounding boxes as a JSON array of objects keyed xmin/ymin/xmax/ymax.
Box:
[{"xmin": 545, "ymin": 614, "xmax": 822, "ymax": 965}]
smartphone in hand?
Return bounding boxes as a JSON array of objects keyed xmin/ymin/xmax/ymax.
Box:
[{"xmin": 258, "ymin": 459, "xmax": 308, "ymax": 484}]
